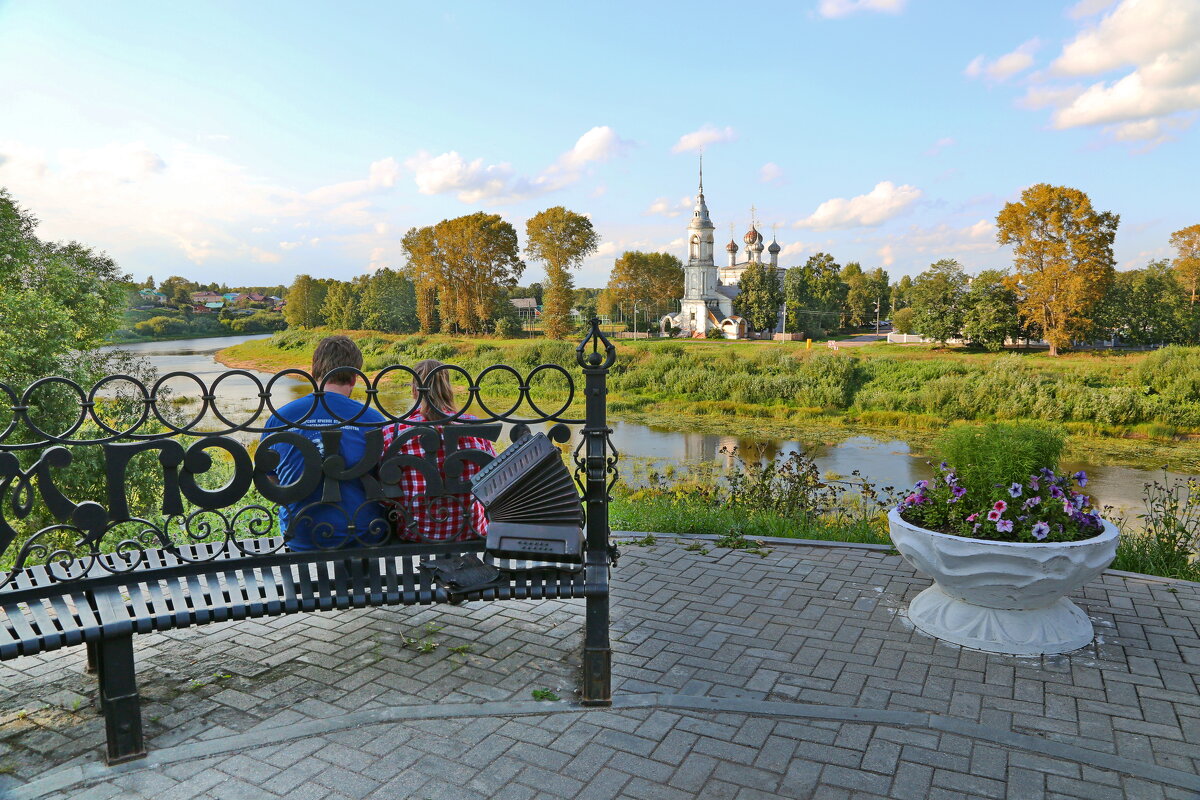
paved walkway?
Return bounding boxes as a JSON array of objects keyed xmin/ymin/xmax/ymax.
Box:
[{"xmin": 1, "ymin": 537, "xmax": 1198, "ymax": 800}]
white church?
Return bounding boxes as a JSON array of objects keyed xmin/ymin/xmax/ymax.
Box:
[{"xmin": 661, "ymin": 165, "xmax": 786, "ymax": 338}]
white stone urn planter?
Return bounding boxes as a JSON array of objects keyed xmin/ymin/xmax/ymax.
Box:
[{"xmin": 888, "ymin": 507, "xmax": 1118, "ymax": 656}]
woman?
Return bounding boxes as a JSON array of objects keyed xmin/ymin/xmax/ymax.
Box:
[{"xmin": 380, "ymin": 359, "xmax": 496, "ymax": 542}]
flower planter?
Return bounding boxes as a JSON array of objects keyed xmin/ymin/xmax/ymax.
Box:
[{"xmin": 888, "ymin": 507, "xmax": 1119, "ymax": 656}]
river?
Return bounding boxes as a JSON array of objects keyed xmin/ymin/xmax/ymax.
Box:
[{"xmin": 102, "ymin": 335, "xmax": 1182, "ymax": 515}]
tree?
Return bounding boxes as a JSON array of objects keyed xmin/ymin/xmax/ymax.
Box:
[
  {"xmin": 283, "ymin": 275, "xmax": 330, "ymax": 329},
  {"xmin": 359, "ymin": 268, "xmax": 418, "ymax": 333},
  {"xmin": 601, "ymin": 251, "xmax": 683, "ymax": 324},
  {"xmin": 159, "ymin": 275, "xmax": 196, "ymax": 307},
  {"xmin": 737, "ymin": 261, "xmax": 784, "ymax": 333},
  {"xmin": 1170, "ymin": 224, "xmax": 1200, "ymax": 305},
  {"xmin": 321, "ymin": 281, "xmax": 361, "ymax": 329},
  {"xmin": 400, "ymin": 226, "xmax": 441, "ymax": 333},
  {"xmin": 1091, "ymin": 260, "xmax": 1190, "ymax": 345},
  {"xmin": 784, "ymin": 252, "xmax": 846, "ymax": 334},
  {"xmin": 892, "ymin": 275, "xmax": 914, "ymax": 310},
  {"xmin": 525, "ymin": 207, "xmax": 599, "ymax": 339},
  {"xmin": 910, "ymin": 258, "xmax": 969, "ymax": 345},
  {"xmin": 892, "ymin": 307, "xmax": 915, "ymax": 335},
  {"xmin": 845, "ymin": 266, "xmax": 890, "ymax": 328},
  {"xmin": 961, "ymin": 269, "xmax": 1020, "ymax": 351},
  {"xmin": 437, "ymin": 212, "xmax": 525, "ymax": 333},
  {"xmin": 996, "ymin": 183, "xmax": 1118, "ymax": 356}
]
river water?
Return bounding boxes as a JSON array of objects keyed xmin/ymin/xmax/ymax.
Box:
[{"xmin": 102, "ymin": 335, "xmax": 1183, "ymax": 515}]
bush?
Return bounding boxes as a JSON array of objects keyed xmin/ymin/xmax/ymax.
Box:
[
  {"xmin": 936, "ymin": 422, "xmax": 1065, "ymax": 505},
  {"xmin": 494, "ymin": 317, "xmax": 521, "ymax": 338},
  {"xmin": 705, "ymin": 326, "xmax": 724, "ymax": 340},
  {"xmin": 133, "ymin": 316, "xmax": 188, "ymax": 337},
  {"xmin": 891, "ymin": 308, "xmax": 915, "ymax": 335}
]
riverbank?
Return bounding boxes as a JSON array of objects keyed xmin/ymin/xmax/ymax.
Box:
[{"xmin": 215, "ymin": 329, "xmax": 1200, "ymax": 472}]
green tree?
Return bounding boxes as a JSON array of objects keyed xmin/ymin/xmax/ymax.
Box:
[
  {"xmin": 359, "ymin": 268, "xmax": 419, "ymax": 333},
  {"xmin": 600, "ymin": 251, "xmax": 683, "ymax": 323},
  {"xmin": 525, "ymin": 207, "xmax": 599, "ymax": 339},
  {"xmin": 1092, "ymin": 260, "xmax": 1190, "ymax": 345},
  {"xmin": 892, "ymin": 307, "xmax": 915, "ymax": 334},
  {"xmin": 961, "ymin": 269, "xmax": 1020, "ymax": 351},
  {"xmin": 1170, "ymin": 224, "xmax": 1200, "ymax": 305},
  {"xmin": 845, "ymin": 266, "xmax": 890, "ymax": 328},
  {"xmin": 737, "ymin": 260, "xmax": 784, "ymax": 333},
  {"xmin": 996, "ymin": 183, "xmax": 1118, "ymax": 356},
  {"xmin": 910, "ymin": 258, "xmax": 969, "ymax": 345},
  {"xmin": 321, "ymin": 280, "xmax": 361, "ymax": 329},
  {"xmin": 784, "ymin": 252, "xmax": 847, "ymax": 334},
  {"xmin": 283, "ymin": 274, "xmax": 330, "ymax": 329}
]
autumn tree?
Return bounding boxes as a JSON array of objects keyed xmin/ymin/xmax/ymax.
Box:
[
  {"xmin": 400, "ymin": 226, "xmax": 441, "ymax": 333},
  {"xmin": 1170, "ymin": 224, "xmax": 1200, "ymax": 305},
  {"xmin": 737, "ymin": 260, "xmax": 784, "ymax": 333},
  {"xmin": 525, "ymin": 207, "xmax": 599, "ymax": 339},
  {"xmin": 600, "ymin": 251, "xmax": 683, "ymax": 325},
  {"xmin": 910, "ymin": 258, "xmax": 969, "ymax": 345},
  {"xmin": 996, "ymin": 183, "xmax": 1118, "ymax": 356}
]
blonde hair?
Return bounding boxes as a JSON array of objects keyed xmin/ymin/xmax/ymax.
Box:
[
  {"xmin": 412, "ymin": 359, "xmax": 457, "ymax": 421},
  {"xmin": 311, "ymin": 335, "xmax": 363, "ymax": 386}
]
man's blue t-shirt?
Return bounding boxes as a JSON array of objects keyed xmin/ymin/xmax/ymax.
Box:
[{"xmin": 261, "ymin": 392, "xmax": 385, "ymax": 551}]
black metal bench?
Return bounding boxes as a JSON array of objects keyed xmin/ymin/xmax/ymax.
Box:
[{"xmin": 0, "ymin": 322, "xmax": 619, "ymax": 764}]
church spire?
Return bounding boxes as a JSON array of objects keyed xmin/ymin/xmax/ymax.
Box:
[{"xmin": 698, "ymin": 153, "xmax": 704, "ymax": 196}]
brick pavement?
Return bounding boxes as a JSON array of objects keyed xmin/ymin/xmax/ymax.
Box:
[{"xmin": 1, "ymin": 537, "xmax": 1197, "ymax": 799}]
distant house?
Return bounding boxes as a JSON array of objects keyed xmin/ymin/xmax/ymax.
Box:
[
  {"xmin": 511, "ymin": 297, "xmax": 539, "ymax": 318},
  {"xmin": 139, "ymin": 289, "xmax": 167, "ymax": 304},
  {"xmin": 267, "ymin": 296, "xmax": 284, "ymax": 307},
  {"xmin": 223, "ymin": 292, "xmax": 243, "ymax": 303},
  {"xmin": 205, "ymin": 301, "xmax": 224, "ymax": 310},
  {"xmin": 190, "ymin": 291, "xmax": 223, "ymax": 304},
  {"xmin": 246, "ymin": 292, "xmax": 267, "ymax": 303}
]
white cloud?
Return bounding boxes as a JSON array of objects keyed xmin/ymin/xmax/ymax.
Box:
[
  {"xmin": 1068, "ymin": 0, "xmax": 1118, "ymax": 18},
  {"xmin": 924, "ymin": 137, "xmax": 956, "ymax": 156},
  {"xmin": 893, "ymin": 220, "xmax": 999, "ymax": 256},
  {"xmin": 1016, "ymin": 0, "xmax": 1200, "ymax": 142},
  {"xmin": 671, "ymin": 124, "xmax": 737, "ymax": 154},
  {"xmin": 794, "ymin": 181, "xmax": 922, "ymax": 230},
  {"xmin": 779, "ymin": 241, "xmax": 810, "ymax": 259},
  {"xmin": 964, "ymin": 39, "xmax": 1041, "ymax": 82},
  {"xmin": 595, "ymin": 241, "xmax": 619, "ymax": 257},
  {"xmin": 877, "ymin": 244, "xmax": 896, "ymax": 267},
  {"xmin": 644, "ymin": 196, "xmax": 693, "ymax": 218},
  {"xmin": 817, "ymin": 0, "xmax": 905, "ymax": 18},
  {"xmin": 760, "ymin": 162, "xmax": 784, "ymax": 183},
  {"xmin": 405, "ymin": 126, "xmax": 630, "ymax": 204}
]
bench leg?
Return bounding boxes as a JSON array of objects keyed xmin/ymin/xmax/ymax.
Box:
[
  {"xmin": 581, "ymin": 594, "xmax": 612, "ymax": 706},
  {"xmin": 94, "ymin": 635, "xmax": 146, "ymax": 764},
  {"xmin": 85, "ymin": 640, "xmax": 98, "ymax": 674}
]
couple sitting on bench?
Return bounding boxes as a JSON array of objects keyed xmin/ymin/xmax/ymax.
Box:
[{"xmin": 261, "ymin": 335, "xmax": 496, "ymax": 550}]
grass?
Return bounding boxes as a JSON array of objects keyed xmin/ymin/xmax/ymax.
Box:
[{"xmin": 216, "ymin": 329, "xmax": 1200, "ymax": 472}]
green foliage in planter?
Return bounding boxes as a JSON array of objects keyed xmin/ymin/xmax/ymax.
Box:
[{"xmin": 936, "ymin": 422, "xmax": 1065, "ymax": 505}]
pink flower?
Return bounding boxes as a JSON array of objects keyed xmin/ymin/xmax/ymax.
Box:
[
  {"xmin": 987, "ymin": 509, "xmax": 1002, "ymax": 522},
  {"xmin": 993, "ymin": 500, "xmax": 1007, "ymax": 512},
  {"xmin": 966, "ymin": 513, "xmax": 978, "ymax": 522}
]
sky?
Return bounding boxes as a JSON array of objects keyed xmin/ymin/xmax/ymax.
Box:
[{"xmin": 1, "ymin": 0, "xmax": 1198, "ymax": 289}]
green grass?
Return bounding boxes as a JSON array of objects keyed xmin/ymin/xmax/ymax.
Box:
[
  {"xmin": 611, "ymin": 495, "xmax": 890, "ymax": 546},
  {"xmin": 1112, "ymin": 531, "xmax": 1200, "ymax": 583}
]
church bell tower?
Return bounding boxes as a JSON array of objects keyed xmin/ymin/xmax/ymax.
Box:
[{"xmin": 680, "ymin": 158, "xmax": 717, "ymax": 332}]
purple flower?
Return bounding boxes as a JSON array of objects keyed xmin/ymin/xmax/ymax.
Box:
[
  {"xmin": 1028, "ymin": 476, "xmax": 1040, "ymax": 491},
  {"xmin": 1032, "ymin": 521, "xmax": 1050, "ymax": 540},
  {"xmin": 996, "ymin": 519, "xmax": 1014, "ymax": 533},
  {"xmin": 952, "ymin": 485, "xmax": 967, "ymax": 499},
  {"xmin": 987, "ymin": 509, "xmax": 1002, "ymax": 522},
  {"xmin": 1072, "ymin": 494, "xmax": 1087, "ymax": 510},
  {"xmin": 945, "ymin": 473, "xmax": 957, "ymax": 486},
  {"xmin": 1023, "ymin": 495, "xmax": 1041, "ymax": 509},
  {"xmin": 1073, "ymin": 470, "xmax": 1088, "ymax": 487},
  {"xmin": 1009, "ymin": 482, "xmax": 1023, "ymax": 498},
  {"xmin": 1049, "ymin": 486, "xmax": 1064, "ymax": 499},
  {"xmin": 915, "ymin": 480, "xmax": 929, "ymax": 491},
  {"xmin": 939, "ymin": 462, "xmax": 949, "ymax": 470}
]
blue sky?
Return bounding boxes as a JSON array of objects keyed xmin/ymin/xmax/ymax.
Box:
[{"xmin": 1, "ymin": 0, "xmax": 1197, "ymax": 288}]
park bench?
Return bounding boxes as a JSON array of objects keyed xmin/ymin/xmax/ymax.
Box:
[{"xmin": 0, "ymin": 322, "xmax": 619, "ymax": 765}]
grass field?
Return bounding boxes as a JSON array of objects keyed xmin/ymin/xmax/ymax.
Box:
[{"xmin": 217, "ymin": 328, "xmax": 1200, "ymax": 472}]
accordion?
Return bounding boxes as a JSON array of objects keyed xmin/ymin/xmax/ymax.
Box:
[{"xmin": 471, "ymin": 432, "xmax": 583, "ymax": 563}]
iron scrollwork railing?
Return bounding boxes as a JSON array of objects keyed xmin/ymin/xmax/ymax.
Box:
[{"xmin": 0, "ymin": 321, "xmax": 619, "ymax": 591}]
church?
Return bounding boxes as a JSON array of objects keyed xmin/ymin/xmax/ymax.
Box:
[{"xmin": 661, "ymin": 165, "xmax": 786, "ymax": 338}]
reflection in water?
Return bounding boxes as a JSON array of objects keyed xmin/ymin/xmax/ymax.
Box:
[{"xmin": 108, "ymin": 335, "xmax": 1184, "ymax": 515}]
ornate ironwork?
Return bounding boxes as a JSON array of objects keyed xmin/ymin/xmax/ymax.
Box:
[{"xmin": 0, "ymin": 323, "xmax": 619, "ymax": 591}]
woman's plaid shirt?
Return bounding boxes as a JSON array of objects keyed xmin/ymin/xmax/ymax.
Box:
[{"xmin": 380, "ymin": 413, "xmax": 497, "ymax": 542}]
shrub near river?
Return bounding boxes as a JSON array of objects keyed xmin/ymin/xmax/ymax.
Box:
[{"xmin": 220, "ymin": 330, "xmax": 1200, "ymax": 448}]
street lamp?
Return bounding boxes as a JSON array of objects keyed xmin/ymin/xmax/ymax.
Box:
[{"xmin": 874, "ymin": 299, "xmax": 881, "ymax": 335}]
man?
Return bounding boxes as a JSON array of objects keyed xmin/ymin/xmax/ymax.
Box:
[{"xmin": 260, "ymin": 335, "xmax": 385, "ymax": 550}]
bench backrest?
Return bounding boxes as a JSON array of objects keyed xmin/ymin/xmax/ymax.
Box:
[{"xmin": 0, "ymin": 322, "xmax": 617, "ymax": 600}]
